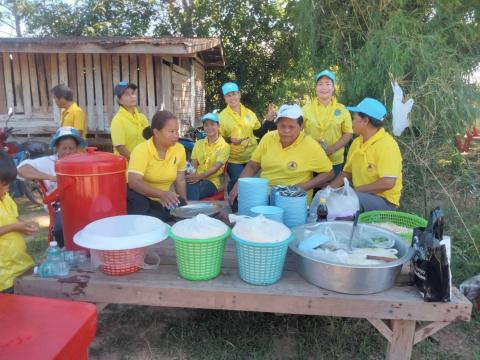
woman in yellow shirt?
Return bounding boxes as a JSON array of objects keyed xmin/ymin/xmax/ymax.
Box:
[
  {"xmin": 229, "ymin": 104, "xmax": 334, "ymax": 207},
  {"xmin": 330, "ymin": 98, "xmax": 403, "ymax": 212},
  {"xmin": 110, "ymin": 82, "xmax": 149, "ymax": 160},
  {"xmin": 302, "ymin": 69, "xmax": 353, "ymax": 175},
  {"xmin": 0, "ymin": 151, "xmax": 38, "ymax": 293},
  {"xmin": 127, "ymin": 111, "xmax": 187, "ymax": 221},
  {"xmin": 219, "ymin": 82, "xmax": 276, "ymax": 200},
  {"xmin": 186, "ymin": 112, "xmax": 230, "ymax": 200}
]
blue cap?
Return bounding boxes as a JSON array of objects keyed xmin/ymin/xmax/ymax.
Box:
[
  {"xmin": 201, "ymin": 112, "xmax": 219, "ymax": 123},
  {"xmin": 274, "ymin": 104, "xmax": 303, "ymax": 123},
  {"xmin": 114, "ymin": 81, "xmax": 137, "ymax": 97},
  {"xmin": 346, "ymin": 97, "xmax": 387, "ymax": 121},
  {"xmin": 50, "ymin": 126, "xmax": 86, "ymax": 149},
  {"xmin": 315, "ymin": 69, "xmax": 336, "ymax": 84},
  {"xmin": 221, "ymin": 82, "xmax": 239, "ymax": 96}
]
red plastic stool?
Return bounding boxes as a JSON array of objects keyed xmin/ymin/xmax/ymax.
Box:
[{"xmin": 0, "ymin": 294, "xmax": 97, "ymax": 360}]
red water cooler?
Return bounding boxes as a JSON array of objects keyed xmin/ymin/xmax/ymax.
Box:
[{"xmin": 46, "ymin": 148, "xmax": 127, "ymax": 250}]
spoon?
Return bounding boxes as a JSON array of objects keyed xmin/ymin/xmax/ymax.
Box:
[{"xmin": 347, "ymin": 211, "xmax": 360, "ymax": 251}]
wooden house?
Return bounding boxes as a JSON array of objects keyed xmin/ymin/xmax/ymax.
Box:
[{"xmin": 0, "ymin": 37, "xmax": 224, "ymax": 141}]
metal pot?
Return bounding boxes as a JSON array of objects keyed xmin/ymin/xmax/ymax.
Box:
[{"xmin": 289, "ymin": 222, "xmax": 414, "ymax": 294}]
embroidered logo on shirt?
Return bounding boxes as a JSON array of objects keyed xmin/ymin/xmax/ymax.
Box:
[
  {"xmin": 245, "ymin": 115, "xmax": 252, "ymax": 122},
  {"xmin": 367, "ymin": 163, "xmax": 376, "ymax": 172},
  {"xmin": 334, "ymin": 109, "xmax": 341, "ymax": 116},
  {"xmin": 287, "ymin": 161, "xmax": 298, "ymax": 170}
]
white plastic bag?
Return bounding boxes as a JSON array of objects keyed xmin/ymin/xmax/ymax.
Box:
[
  {"xmin": 309, "ymin": 178, "xmax": 360, "ymax": 221},
  {"xmin": 229, "ymin": 214, "xmax": 291, "ymax": 243},
  {"xmin": 171, "ymin": 214, "xmax": 229, "ymax": 239}
]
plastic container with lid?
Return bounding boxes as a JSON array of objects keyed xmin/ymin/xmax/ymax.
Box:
[
  {"xmin": 44, "ymin": 147, "xmax": 127, "ymax": 250},
  {"xmin": 74, "ymin": 214, "xmax": 169, "ymax": 275}
]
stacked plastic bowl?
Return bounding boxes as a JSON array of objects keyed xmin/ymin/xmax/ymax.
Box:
[
  {"xmin": 250, "ymin": 205, "xmax": 284, "ymax": 223},
  {"xmin": 238, "ymin": 178, "xmax": 269, "ymax": 216},
  {"xmin": 275, "ymin": 192, "xmax": 308, "ymax": 228}
]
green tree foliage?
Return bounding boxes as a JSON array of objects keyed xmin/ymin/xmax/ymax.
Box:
[{"xmin": 18, "ymin": 0, "xmax": 157, "ymax": 36}]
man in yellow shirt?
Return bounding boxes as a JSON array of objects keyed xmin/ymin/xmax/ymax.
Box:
[
  {"xmin": 330, "ymin": 98, "xmax": 403, "ymax": 212},
  {"xmin": 302, "ymin": 69, "xmax": 353, "ymax": 175},
  {"xmin": 52, "ymin": 84, "xmax": 87, "ymax": 138},
  {"xmin": 230, "ymin": 104, "xmax": 334, "ymax": 207},
  {"xmin": 0, "ymin": 151, "xmax": 38, "ymax": 293},
  {"xmin": 187, "ymin": 112, "xmax": 230, "ymax": 200},
  {"xmin": 219, "ymin": 82, "xmax": 276, "ymax": 197},
  {"xmin": 110, "ymin": 82, "xmax": 149, "ymax": 160}
]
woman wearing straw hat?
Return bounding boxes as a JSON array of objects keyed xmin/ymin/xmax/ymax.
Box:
[
  {"xmin": 186, "ymin": 112, "xmax": 230, "ymax": 200},
  {"xmin": 330, "ymin": 98, "xmax": 403, "ymax": 212},
  {"xmin": 302, "ymin": 69, "xmax": 353, "ymax": 175},
  {"xmin": 218, "ymin": 82, "xmax": 276, "ymax": 200},
  {"xmin": 127, "ymin": 111, "xmax": 187, "ymax": 221},
  {"xmin": 229, "ymin": 104, "xmax": 334, "ymax": 207}
]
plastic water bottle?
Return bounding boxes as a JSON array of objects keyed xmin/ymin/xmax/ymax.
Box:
[
  {"xmin": 35, "ymin": 241, "xmax": 70, "ymax": 277},
  {"xmin": 62, "ymin": 250, "xmax": 89, "ymax": 265}
]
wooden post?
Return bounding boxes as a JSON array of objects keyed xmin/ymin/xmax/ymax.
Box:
[
  {"xmin": 138, "ymin": 54, "xmax": 147, "ymax": 115},
  {"xmin": 386, "ymin": 320, "xmax": 416, "ymax": 360},
  {"xmin": 35, "ymin": 54, "xmax": 48, "ymax": 112},
  {"xmin": 67, "ymin": 54, "xmax": 77, "ymax": 101},
  {"xmin": 12, "ymin": 53, "xmax": 24, "ymax": 113},
  {"xmin": 58, "ymin": 53, "xmax": 68, "ymax": 85},
  {"xmin": 19, "ymin": 53, "xmax": 32, "ymax": 118},
  {"xmin": 112, "ymin": 55, "xmax": 120, "ymax": 114},
  {"xmin": 0, "ymin": 56, "xmax": 6, "ymax": 113},
  {"xmin": 101, "ymin": 54, "xmax": 113, "ymax": 126},
  {"xmin": 121, "ymin": 54, "xmax": 129, "ymax": 82},
  {"xmin": 154, "ymin": 56, "xmax": 162, "ymax": 110}
]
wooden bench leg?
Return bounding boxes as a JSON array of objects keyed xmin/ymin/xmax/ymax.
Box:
[{"xmin": 386, "ymin": 320, "xmax": 416, "ymax": 360}]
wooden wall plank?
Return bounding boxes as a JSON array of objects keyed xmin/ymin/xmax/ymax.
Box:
[
  {"xmin": 12, "ymin": 53, "xmax": 24, "ymax": 113},
  {"xmin": 138, "ymin": 54, "xmax": 147, "ymax": 115},
  {"xmin": 145, "ymin": 54, "xmax": 155, "ymax": 119},
  {"xmin": 111, "ymin": 55, "xmax": 120, "ymax": 113},
  {"xmin": 45, "ymin": 55, "xmax": 52, "ymax": 111},
  {"xmin": 67, "ymin": 54, "xmax": 77, "ymax": 101},
  {"xmin": 35, "ymin": 54, "xmax": 48, "ymax": 112},
  {"xmin": 129, "ymin": 54, "xmax": 138, "ymax": 85},
  {"xmin": 2, "ymin": 53, "xmax": 14, "ymax": 112},
  {"xmin": 76, "ymin": 54, "xmax": 86, "ymax": 109},
  {"xmin": 161, "ymin": 63, "xmax": 172, "ymax": 111},
  {"xmin": 84, "ymin": 54, "xmax": 95, "ymax": 130},
  {"xmin": 50, "ymin": 54, "xmax": 59, "ymax": 123},
  {"xmin": 154, "ymin": 56, "xmax": 162, "ymax": 110},
  {"xmin": 93, "ymin": 54, "xmax": 104, "ymax": 131},
  {"xmin": 58, "ymin": 53, "xmax": 68, "ymax": 85},
  {"xmin": 101, "ymin": 54, "xmax": 113, "ymax": 127},
  {"xmin": 120, "ymin": 54, "xmax": 129, "ymax": 82},
  {"xmin": 0, "ymin": 56, "xmax": 7, "ymax": 113},
  {"xmin": 27, "ymin": 54, "xmax": 40, "ymax": 111},
  {"xmin": 19, "ymin": 53, "xmax": 32, "ymax": 117}
]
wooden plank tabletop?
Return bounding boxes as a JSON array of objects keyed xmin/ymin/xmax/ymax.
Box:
[{"xmin": 15, "ymin": 237, "xmax": 472, "ymax": 323}]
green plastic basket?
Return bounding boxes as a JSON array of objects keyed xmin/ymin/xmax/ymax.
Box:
[
  {"xmin": 358, "ymin": 210, "xmax": 427, "ymax": 244},
  {"xmin": 169, "ymin": 228, "xmax": 230, "ymax": 281}
]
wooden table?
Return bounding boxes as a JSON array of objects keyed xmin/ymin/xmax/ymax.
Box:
[{"xmin": 15, "ymin": 237, "xmax": 472, "ymax": 360}]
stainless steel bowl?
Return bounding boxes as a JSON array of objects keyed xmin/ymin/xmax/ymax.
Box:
[{"xmin": 289, "ymin": 222, "xmax": 414, "ymax": 294}]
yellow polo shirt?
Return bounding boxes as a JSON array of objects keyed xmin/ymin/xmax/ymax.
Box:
[
  {"xmin": 251, "ymin": 130, "xmax": 332, "ymax": 201},
  {"xmin": 343, "ymin": 128, "xmax": 403, "ymax": 206},
  {"xmin": 61, "ymin": 102, "xmax": 87, "ymax": 138},
  {"xmin": 302, "ymin": 97, "xmax": 353, "ymax": 165},
  {"xmin": 128, "ymin": 139, "xmax": 186, "ymax": 198},
  {"xmin": 110, "ymin": 106, "xmax": 149, "ymax": 155},
  {"xmin": 219, "ymin": 104, "xmax": 260, "ymax": 164},
  {"xmin": 191, "ymin": 137, "xmax": 230, "ymax": 190},
  {"xmin": 0, "ymin": 193, "xmax": 34, "ymax": 291}
]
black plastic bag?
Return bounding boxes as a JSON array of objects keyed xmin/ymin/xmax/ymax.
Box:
[{"xmin": 411, "ymin": 207, "xmax": 451, "ymax": 302}]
